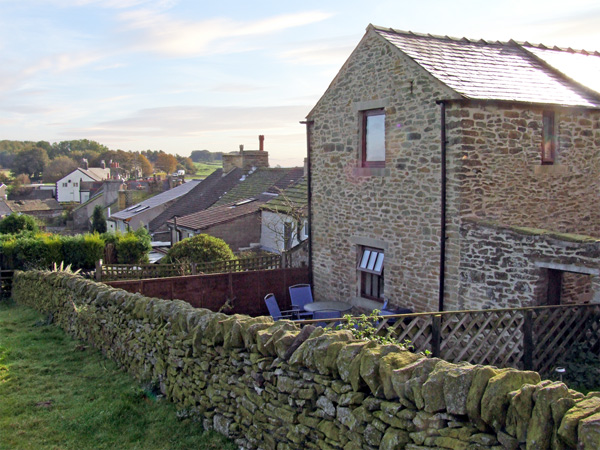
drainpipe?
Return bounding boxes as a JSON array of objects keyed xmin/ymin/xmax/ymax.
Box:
[
  {"xmin": 300, "ymin": 120, "xmax": 314, "ymax": 285},
  {"xmin": 436, "ymin": 100, "xmax": 448, "ymax": 312}
]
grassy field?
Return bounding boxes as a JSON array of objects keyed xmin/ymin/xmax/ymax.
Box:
[
  {"xmin": 0, "ymin": 300, "xmax": 236, "ymax": 450},
  {"xmin": 190, "ymin": 162, "xmax": 221, "ymax": 179}
]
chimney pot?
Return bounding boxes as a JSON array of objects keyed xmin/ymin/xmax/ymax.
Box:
[{"xmin": 259, "ymin": 135, "xmax": 265, "ymax": 151}]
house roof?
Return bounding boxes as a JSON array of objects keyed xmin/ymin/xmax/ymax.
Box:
[
  {"xmin": 260, "ymin": 177, "xmax": 308, "ymax": 215},
  {"xmin": 1, "ymin": 198, "xmax": 63, "ymax": 213},
  {"xmin": 81, "ymin": 167, "xmax": 111, "ymax": 181},
  {"xmin": 148, "ymin": 168, "xmax": 244, "ymax": 232},
  {"xmin": 214, "ymin": 167, "xmax": 305, "ymax": 207},
  {"xmin": 370, "ymin": 25, "xmax": 600, "ymax": 108},
  {"xmin": 167, "ymin": 196, "xmax": 269, "ymax": 231},
  {"xmin": 109, "ymin": 179, "xmax": 202, "ymax": 221}
]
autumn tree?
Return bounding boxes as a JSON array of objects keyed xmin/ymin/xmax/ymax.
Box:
[
  {"xmin": 176, "ymin": 156, "xmax": 196, "ymax": 175},
  {"xmin": 43, "ymin": 156, "xmax": 79, "ymax": 183},
  {"xmin": 136, "ymin": 153, "xmax": 154, "ymax": 176},
  {"xmin": 154, "ymin": 152, "xmax": 178, "ymax": 174}
]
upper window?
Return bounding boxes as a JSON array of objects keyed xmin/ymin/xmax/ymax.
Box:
[
  {"xmin": 358, "ymin": 247, "xmax": 384, "ymax": 300},
  {"xmin": 361, "ymin": 109, "xmax": 386, "ymax": 167},
  {"xmin": 541, "ymin": 110, "xmax": 557, "ymax": 165}
]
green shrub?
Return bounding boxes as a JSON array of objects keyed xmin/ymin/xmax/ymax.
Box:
[
  {"xmin": 163, "ymin": 234, "xmax": 234, "ymax": 264},
  {"xmin": 91, "ymin": 205, "xmax": 107, "ymax": 233},
  {"xmin": 0, "ymin": 213, "xmax": 39, "ymax": 234},
  {"xmin": 0, "ymin": 229, "xmax": 151, "ymax": 270},
  {"xmin": 114, "ymin": 229, "xmax": 151, "ymax": 264}
]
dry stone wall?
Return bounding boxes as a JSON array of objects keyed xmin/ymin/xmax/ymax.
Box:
[{"xmin": 12, "ymin": 271, "xmax": 600, "ymax": 450}]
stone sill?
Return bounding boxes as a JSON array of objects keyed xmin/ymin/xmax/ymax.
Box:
[
  {"xmin": 533, "ymin": 164, "xmax": 568, "ymax": 176},
  {"xmin": 352, "ymin": 167, "xmax": 390, "ymax": 177}
]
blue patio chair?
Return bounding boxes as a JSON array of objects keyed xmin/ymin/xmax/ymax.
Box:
[
  {"xmin": 264, "ymin": 293, "xmax": 300, "ymax": 321},
  {"xmin": 264, "ymin": 293, "xmax": 312, "ymax": 321},
  {"xmin": 313, "ymin": 309, "xmax": 341, "ymax": 328},
  {"xmin": 289, "ymin": 284, "xmax": 314, "ymax": 318}
]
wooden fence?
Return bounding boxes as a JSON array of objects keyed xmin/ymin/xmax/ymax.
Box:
[
  {"xmin": 96, "ymin": 254, "xmax": 283, "ymax": 281},
  {"xmin": 106, "ymin": 267, "xmax": 310, "ymax": 317},
  {"xmin": 304, "ymin": 303, "xmax": 600, "ymax": 375}
]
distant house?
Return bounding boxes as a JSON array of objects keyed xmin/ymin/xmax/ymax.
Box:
[
  {"xmin": 259, "ymin": 177, "xmax": 308, "ymax": 253},
  {"xmin": 165, "ymin": 164, "xmax": 305, "ymax": 251},
  {"xmin": 107, "ymin": 180, "xmax": 202, "ymax": 233},
  {"xmin": 307, "ymin": 24, "xmax": 600, "ymax": 313},
  {"xmin": 149, "ymin": 168, "xmax": 245, "ymax": 241},
  {"xmin": 0, "ymin": 198, "xmax": 63, "ymax": 220},
  {"xmin": 72, "ymin": 180, "xmax": 124, "ymax": 230},
  {"xmin": 56, "ymin": 167, "xmax": 111, "ymax": 203},
  {"xmin": 149, "ymin": 136, "xmax": 304, "ymax": 243},
  {"xmin": 167, "ymin": 197, "xmax": 270, "ymax": 252}
]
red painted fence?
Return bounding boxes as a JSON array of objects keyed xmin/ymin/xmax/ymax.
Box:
[{"xmin": 105, "ymin": 267, "xmax": 310, "ymax": 317}]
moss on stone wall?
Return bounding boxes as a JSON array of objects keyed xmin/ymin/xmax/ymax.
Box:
[{"xmin": 12, "ymin": 270, "xmax": 600, "ymax": 449}]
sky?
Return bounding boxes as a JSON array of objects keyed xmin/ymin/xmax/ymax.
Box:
[{"xmin": 1, "ymin": 0, "xmax": 600, "ymax": 167}]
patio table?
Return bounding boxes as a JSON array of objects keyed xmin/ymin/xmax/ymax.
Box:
[{"xmin": 303, "ymin": 301, "xmax": 352, "ymax": 313}]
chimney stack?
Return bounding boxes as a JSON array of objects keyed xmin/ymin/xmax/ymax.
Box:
[
  {"xmin": 239, "ymin": 144, "xmax": 244, "ymax": 152},
  {"xmin": 259, "ymin": 135, "xmax": 265, "ymax": 151}
]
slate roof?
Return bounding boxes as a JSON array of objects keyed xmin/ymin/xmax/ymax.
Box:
[
  {"xmin": 148, "ymin": 168, "xmax": 244, "ymax": 232},
  {"xmin": 371, "ymin": 25, "xmax": 600, "ymax": 108},
  {"xmin": 79, "ymin": 167, "xmax": 111, "ymax": 181},
  {"xmin": 260, "ymin": 177, "xmax": 308, "ymax": 215},
  {"xmin": 214, "ymin": 167, "xmax": 304, "ymax": 207},
  {"xmin": 110, "ymin": 179, "xmax": 202, "ymax": 221},
  {"xmin": 0, "ymin": 198, "xmax": 63, "ymax": 213},
  {"xmin": 167, "ymin": 196, "xmax": 269, "ymax": 231}
]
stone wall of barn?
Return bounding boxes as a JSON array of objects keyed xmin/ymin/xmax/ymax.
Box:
[
  {"xmin": 12, "ymin": 270, "xmax": 600, "ymax": 450},
  {"xmin": 444, "ymin": 103, "xmax": 600, "ymax": 236},
  {"xmin": 307, "ymin": 27, "xmax": 600, "ymax": 313},
  {"xmin": 307, "ymin": 29, "xmax": 459, "ymax": 313},
  {"xmin": 451, "ymin": 220, "xmax": 600, "ymax": 310}
]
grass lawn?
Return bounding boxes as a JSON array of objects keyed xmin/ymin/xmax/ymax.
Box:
[
  {"xmin": 190, "ymin": 162, "xmax": 221, "ymax": 179},
  {"xmin": 0, "ymin": 300, "xmax": 236, "ymax": 450}
]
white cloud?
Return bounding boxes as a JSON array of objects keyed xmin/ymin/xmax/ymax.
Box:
[
  {"xmin": 116, "ymin": 9, "xmax": 333, "ymax": 57},
  {"xmin": 87, "ymin": 104, "xmax": 310, "ymax": 136},
  {"xmin": 279, "ymin": 39, "xmax": 355, "ymax": 66}
]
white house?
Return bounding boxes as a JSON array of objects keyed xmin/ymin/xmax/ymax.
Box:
[
  {"xmin": 56, "ymin": 168, "xmax": 111, "ymax": 203},
  {"xmin": 259, "ymin": 178, "xmax": 308, "ymax": 253}
]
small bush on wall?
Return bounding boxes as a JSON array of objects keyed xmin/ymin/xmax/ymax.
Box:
[{"xmin": 163, "ymin": 234, "xmax": 234, "ymax": 265}]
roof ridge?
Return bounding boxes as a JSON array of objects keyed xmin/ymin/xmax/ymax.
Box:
[{"xmin": 370, "ymin": 24, "xmax": 600, "ymax": 54}]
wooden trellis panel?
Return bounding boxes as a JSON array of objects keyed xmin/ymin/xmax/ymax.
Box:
[
  {"xmin": 317, "ymin": 304, "xmax": 600, "ymax": 374},
  {"xmin": 386, "ymin": 315, "xmax": 435, "ymax": 353},
  {"xmin": 532, "ymin": 305, "xmax": 600, "ymax": 374},
  {"xmin": 438, "ymin": 310, "xmax": 524, "ymax": 368}
]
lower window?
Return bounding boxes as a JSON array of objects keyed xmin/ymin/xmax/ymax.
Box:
[{"xmin": 358, "ymin": 247, "xmax": 384, "ymax": 300}]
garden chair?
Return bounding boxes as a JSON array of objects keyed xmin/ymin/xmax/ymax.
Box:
[
  {"xmin": 313, "ymin": 309, "xmax": 341, "ymax": 328},
  {"xmin": 288, "ymin": 284, "xmax": 314, "ymax": 318},
  {"xmin": 264, "ymin": 293, "xmax": 302, "ymax": 321}
]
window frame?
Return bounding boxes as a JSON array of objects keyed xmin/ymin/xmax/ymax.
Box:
[
  {"xmin": 357, "ymin": 247, "xmax": 385, "ymax": 300},
  {"xmin": 541, "ymin": 110, "xmax": 557, "ymax": 165},
  {"xmin": 361, "ymin": 108, "xmax": 386, "ymax": 168}
]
